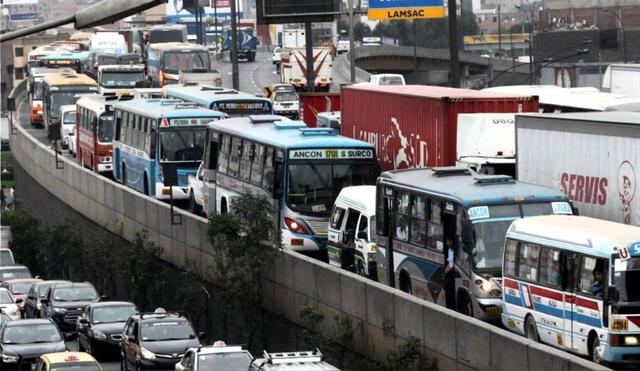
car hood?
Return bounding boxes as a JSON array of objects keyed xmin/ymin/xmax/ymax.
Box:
[
  {"xmin": 91, "ymin": 321, "xmax": 126, "ymax": 334},
  {"xmin": 2, "ymin": 341, "xmax": 66, "ymax": 358},
  {"xmin": 52, "ymin": 300, "xmax": 97, "ymax": 310},
  {"xmin": 141, "ymin": 339, "xmax": 200, "ymax": 355}
]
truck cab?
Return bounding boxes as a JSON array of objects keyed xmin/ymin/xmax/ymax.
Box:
[
  {"xmin": 455, "ymin": 113, "xmax": 516, "ymax": 177},
  {"xmin": 97, "ymin": 64, "xmax": 147, "ymax": 94},
  {"xmin": 368, "ymin": 73, "xmax": 405, "ymax": 85}
]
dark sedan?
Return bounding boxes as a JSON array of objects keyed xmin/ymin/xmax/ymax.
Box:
[
  {"xmin": 77, "ymin": 301, "xmax": 138, "ymax": 356},
  {"xmin": 0, "ymin": 318, "xmax": 67, "ymax": 369},
  {"xmin": 41, "ymin": 282, "xmax": 102, "ymax": 334},
  {"xmin": 24, "ymin": 280, "xmax": 71, "ymax": 319}
]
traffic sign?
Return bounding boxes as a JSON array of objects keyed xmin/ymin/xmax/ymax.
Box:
[{"xmin": 368, "ymin": 0, "xmax": 446, "ymax": 20}]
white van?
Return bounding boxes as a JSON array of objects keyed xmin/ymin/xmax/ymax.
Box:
[
  {"xmin": 368, "ymin": 73, "xmax": 405, "ymax": 85},
  {"xmin": 58, "ymin": 105, "xmax": 76, "ymax": 150},
  {"xmin": 327, "ymin": 186, "xmax": 377, "ymax": 279}
]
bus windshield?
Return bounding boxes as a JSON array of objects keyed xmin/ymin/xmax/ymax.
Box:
[
  {"xmin": 101, "ymin": 71, "xmax": 145, "ymax": 88},
  {"xmin": 472, "ymin": 219, "xmax": 516, "ymax": 270},
  {"xmin": 613, "ymin": 257, "xmax": 640, "ymax": 303},
  {"xmin": 162, "ymin": 51, "xmax": 209, "ymax": 74},
  {"xmin": 33, "ymin": 80, "xmax": 44, "ymax": 100},
  {"xmin": 159, "ymin": 128, "xmax": 206, "ymax": 162},
  {"xmin": 98, "ymin": 114, "xmax": 114, "ymax": 142},
  {"xmin": 287, "ymin": 161, "xmax": 378, "ymax": 216}
]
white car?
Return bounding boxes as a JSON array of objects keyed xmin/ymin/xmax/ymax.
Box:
[
  {"xmin": 0, "ymin": 288, "xmax": 21, "ymax": 321},
  {"xmin": 176, "ymin": 341, "xmax": 253, "ymax": 371},
  {"xmin": 59, "ymin": 105, "xmax": 76, "ymax": 150},
  {"xmin": 272, "ymin": 47, "xmax": 282, "ymax": 65},
  {"xmin": 369, "ymin": 73, "xmax": 406, "ymax": 85}
]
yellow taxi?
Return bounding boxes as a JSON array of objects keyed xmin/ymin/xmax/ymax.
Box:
[{"xmin": 34, "ymin": 352, "xmax": 102, "ymax": 371}]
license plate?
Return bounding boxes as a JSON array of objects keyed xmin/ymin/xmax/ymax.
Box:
[
  {"xmin": 612, "ymin": 319, "xmax": 628, "ymax": 331},
  {"xmin": 486, "ymin": 306, "xmax": 501, "ymax": 317}
]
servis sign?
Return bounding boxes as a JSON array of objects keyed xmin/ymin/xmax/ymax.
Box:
[{"xmin": 368, "ymin": 0, "xmax": 445, "ymax": 20}]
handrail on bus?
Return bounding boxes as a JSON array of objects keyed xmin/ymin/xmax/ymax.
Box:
[
  {"xmin": 473, "ymin": 175, "xmax": 515, "ymax": 185},
  {"xmin": 431, "ymin": 167, "xmax": 470, "ymax": 177},
  {"xmin": 273, "ymin": 121, "xmax": 307, "ymax": 130},
  {"xmin": 173, "ymin": 103, "xmax": 200, "ymax": 109},
  {"xmin": 299, "ymin": 127, "xmax": 337, "ymax": 136},
  {"xmin": 158, "ymin": 99, "xmax": 184, "ymax": 105}
]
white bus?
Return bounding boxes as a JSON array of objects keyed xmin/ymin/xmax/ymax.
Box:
[{"xmin": 501, "ymin": 215, "xmax": 640, "ymax": 366}]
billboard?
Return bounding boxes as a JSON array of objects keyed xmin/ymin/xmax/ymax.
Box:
[
  {"xmin": 9, "ymin": 13, "xmax": 38, "ymax": 22},
  {"xmin": 166, "ymin": 0, "xmax": 237, "ymax": 22},
  {"xmin": 256, "ymin": 0, "xmax": 339, "ymax": 24},
  {"xmin": 368, "ymin": 0, "xmax": 446, "ymax": 20}
]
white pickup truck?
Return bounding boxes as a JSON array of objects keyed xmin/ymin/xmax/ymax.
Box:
[{"xmin": 187, "ymin": 163, "xmax": 206, "ymax": 215}]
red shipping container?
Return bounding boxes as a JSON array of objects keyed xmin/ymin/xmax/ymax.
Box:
[
  {"xmin": 341, "ymin": 85, "xmax": 538, "ymax": 171},
  {"xmin": 299, "ymin": 92, "xmax": 341, "ymax": 128}
]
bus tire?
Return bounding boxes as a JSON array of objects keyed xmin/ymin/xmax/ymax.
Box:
[
  {"xmin": 399, "ymin": 271, "xmax": 412, "ymax": 294},
  {"xmin": 589, "ymin": 333, "xmax": 603, "ymax": 364},
  {"xmin": 357, "ymin": 260, "xmax": 366, "ymax": 277},
  {"xmin": 457, "ymin": 292, "xmax": 473, "ymax": 317},
  {"xmin": 524, "ymin": 315, "xmax": 539, "ymax": 342},
  {"xmin": 189, "ymin": 191, "xmax": 201, "ymax": 215}
]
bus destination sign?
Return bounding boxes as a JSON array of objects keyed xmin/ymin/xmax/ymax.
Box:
[
  {"xmin": 289, "ymin": 148, "xmax": 375, "ymax": 160},
  {"xmin": 212, "ymin": 102, "xmax": 269, "ymax": 111}
]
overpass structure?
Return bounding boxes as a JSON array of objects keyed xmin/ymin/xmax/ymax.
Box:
[
  {"xmin": 351, "ymin": 45, "xmax": 531, "ymax": 86},
  {"xmin": 8, "ymin": 81, "xmax": 607, "ymax": 371}
]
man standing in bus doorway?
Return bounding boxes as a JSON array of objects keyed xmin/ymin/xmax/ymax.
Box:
[{"xmin": 444, "ymin": 237, "xmax": 457, "ymax": 310}]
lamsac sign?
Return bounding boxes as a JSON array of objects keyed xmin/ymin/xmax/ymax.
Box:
[{"xmin": 368, "ymin": 0, "xmax": 445, "ymax": 20}]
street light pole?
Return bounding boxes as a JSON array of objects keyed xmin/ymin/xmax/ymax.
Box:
[
  {"xmin": 348, "ymin": 0, "xmax": 356, "ymax": 83},
  {"xmin": 230, "ymin": 0, "xmax": 239, "ymax": 90}
]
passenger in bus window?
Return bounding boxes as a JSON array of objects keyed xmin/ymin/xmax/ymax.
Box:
[
  {"xmin": 444, "ymin": 237, "xmax": 456, "ymax": 310},
  {"xmin": 591, "ymin": 269, "xmax": 604, "ymax": 297}
]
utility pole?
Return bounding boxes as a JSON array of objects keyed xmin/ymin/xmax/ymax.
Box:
[
  {"xmin": 448, "ymin": 0, "xmax": 460, "ymax": 87},
  {"xmin": 305, "ymin": 22, "xmax": 315, "ymax": 92},
  {"xmin": 413, "ymin": 19, "xmax": 418, "ymax": 72},
  {"xmin": 230, "ymin": 0, "xmax": 239, "ymax": 90},
  {"xmin": 348, "ymin": 0, "xmax": 356, "ymax": 83}
]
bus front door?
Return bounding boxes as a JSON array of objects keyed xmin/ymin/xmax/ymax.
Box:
[{"xmin": 563, "ymin": 252, "xmax": 579, "ymax": 351}]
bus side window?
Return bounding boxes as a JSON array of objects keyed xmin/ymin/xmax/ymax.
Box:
[
  {"xmin": 115, "ymin": 110, "xmax": 122, "ymax": 141},
  {"xmin": 217, "ymin": 135, "xmax": 230, "ymax": 174},
  {"xmin": 262, "ymin": 147, "xmax": 275, "ymax": 191},
  {"xmin": 239, "ymin": 141, "xmax": 253, "ymax": 181},
  {"xmin": 376, "ymin": 185, "xmax": 389, "ymax": 237},
  {"xmin": 410, "ymin": 196, "xmax": 426, "ymax": 246},
  {"xmin": 250, "ymin": 143, "xmax": 264, "ymax": 186},
  {"xmin": 516, "ymin": 242, "xmax": 540, "ymax": 282},
  {"xmin": 538, "ymin": 247, "xmax": 562, "ymax": 287},
  {"xmin": 121, "ymin": 112, "xmax": 129, "ymax": 145},
  {"xmin": 504, "ymin": 239, "xmax": 518, "ymax": 276},
  {"xmin": 427, "ymin": 199, "xmax": 443, "ymax": 251},
  {"xmin": 228, "ymin": 137, "xmax": 242, "ymax": 178},
  {"xmin": 394, "ymin": 192, "xmax": 410, "ymax": 241},
  {"xmin": 149, "ymin": 128, "xmax": 156, "ymax": 159},
  {"xmin": 357, "ymin": 214, "xmax": 369, "ymax": 240},
  {"xmin": 330, "ymin": 207, "xmax": 346, "ymax": 229},
  {"xmin": 578, "ymin": 256, "xmax": 607, "ymax": 298}
]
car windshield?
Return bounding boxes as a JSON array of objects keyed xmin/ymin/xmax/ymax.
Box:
[
  {"xmin": 51, "ymin": 363, "xmax": 101, "ymax": 371},
  {"xmin": 0, "ymin": 250, "xmax": 13, "ymax": 265},
  {"xmin": 141, "ymin": 321, "xmax": 194, "ymax": 341},
  {"xmin": 0, "ymin": 269, "xmax": 31, "ymax": 281},
  {"xmin": 471, "ymin": 219, "xmax": 517, "ymax": 271},
  {"xmin": 0, "ymin": 290, "xmax": 13, "ymax": 304},
  {"xmin": 98, "ymin": 114, "xmax": 114, "ymax": 142},
  {"xmin": 162, "ymin": 51, "xmax": 209, "ymax": 74},
  {"xmin": 63, "ymin": 111, "xmax": 76, "ymax": 125},
  {"xmin": 10, "ymin": 282, "xmax": 34, "ymax": 295},
  {"xmin": 33, "ymin": 80, "xmax": 44, "ymax": 100},
  {"xmin": 613, "ymin": 257, "xmax": 640, "ymax": 303},
  {"xmin": 92, "ymin": 305, "xmax": 137, "ymax": 324},
  {"xmin": 53, "ymin": 287, "xmax": 98, "ymax": 301},
  {"xmin": 159, "ymin": 128, "xmax": 206, "ymax": 162},
  {"xmin": 274, "ymin": 93, "xmax": 298, "ymax": 102},
  {"xmin": 287, "ymin": 161, "xmax": 379, "ymax": 217},
  {"xmin": 379, "ymin": 76, "xmax": 403, "ymax": 85},
  {"xmin": 198, "ymin": 352, "xmax": 253, "ymax": 370},
  {"xmin": 2, "ymin": 324, "xmax": 62, "ymax": 344},
  {"xmin": 101, "ymin": 71, "xmax": 145, "ymax": 88},
  {"xmin": 38, "ymin": 282, "xmax": 65, "ymax": 297}
]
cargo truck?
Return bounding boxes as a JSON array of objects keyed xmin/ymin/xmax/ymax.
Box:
[
  {"xmin": 515, "ymin": 111, "xmax": 640, "ymax": 226},
  {"xmin": 281, "ymin": 48, "xmax": 332, "ymax": 91},
  {"xmin": 602, "ymin": 64, "xmax": 640, "ymax": 95},
  {"xmin": 340, "ymin": 85, "xmax": 538, "ymax": 171},
  {"xmin": 456, "ymin": 113, "xmax": 517, "ymax": 177},
  {"xmin": 222, "ymin": 29, "xmax": 257, "ymax": 62}
]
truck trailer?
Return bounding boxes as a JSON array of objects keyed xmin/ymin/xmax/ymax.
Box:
[
  {"xmin": 280, "ymin": 48, "xmax": 332, "ymax": 91},
  {"xmin": 340, "ymin": 84, "xmax": 538, "ymax": 171},
  {"xmin": 516, "ymin": 111, "xmax": 640, "ymax": 226}
]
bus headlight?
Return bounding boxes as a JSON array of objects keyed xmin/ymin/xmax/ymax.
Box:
[
  {"xmin": 37, "ymin": 110, "xmax": 43, "ymax": 114},
  {"xmin": 475, "ymin": 279, "xmax": 501, "ymax": 297},
  {"xmin": 624, "ymin": 336, "xmax": 639, "ymax": 346}
]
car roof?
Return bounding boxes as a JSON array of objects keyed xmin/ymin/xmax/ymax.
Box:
[
  {"xmin": 3, "ymin": 278, "xmax": 42, "ymax": 284},
  {"xmin": 0, "ymin": 264, "xmax": 29, "ymax": 271},
  {"xmin": 133, "ymin": 312, "xmax": 188, "ymax": 322},
  {"xmin": 51, "ymin": 282, "xmax": 94, "ymax": 289},
  {"xmin": 88, "ymin": 301, "xmax": 135, "ymax": 308},
  {"xmin": 188, "ymin": 345, "xmax": 248, "ymax": 355},
  {"xmin": 36, "ymin": 280, "xmax": 71, "ymax": 287},
  {"xmin": 41, "ymin": 351, "xmax": 98, "ymax": 363},
  {"xmin": 5, "ymin": 318, "xmax": 54, "ymax": 326}
]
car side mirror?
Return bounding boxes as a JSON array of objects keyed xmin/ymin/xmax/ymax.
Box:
[
  {"xmin": 357, "ymin": 231, "xmax": 368, "ymax": 240},
  {"xmin": 15, "ymin": 298, "xmax": 23, "ymax": 304},
  {"xmin": 198, "ymin": 332, "xmax": 206, "ymax": 340},
  {"xmin": 40, "ymin": 298, "xmax": 49, "ymax": 305}
]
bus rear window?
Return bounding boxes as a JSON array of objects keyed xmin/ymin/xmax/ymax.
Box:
[{"xmin": 521, "ymin": 203, "xmax": 553, "ymax": 216}]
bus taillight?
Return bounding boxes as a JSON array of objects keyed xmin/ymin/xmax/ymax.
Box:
[{"xmin": 284, "ymin": 217, "xmax": 311, "ymax": 235}]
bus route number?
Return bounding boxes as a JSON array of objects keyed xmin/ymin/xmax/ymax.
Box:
[{"xmin": 612, "ymin": 319, "xmax": 628, "ymax": 331}]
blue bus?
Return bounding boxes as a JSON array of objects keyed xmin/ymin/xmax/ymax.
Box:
[
  {"xmin": 39, "ymin": 52, "xmax": 89, "ymax": 73},
  {"xmin": 375, "ymin": 167, "xmax": 573, "ymax": 321},
  {"xmin": 201, "ymin": 115, "xmax": 379, "ymax": 253},
  {"xmin": 163, "ymin": 85, "xmax": 273, "ymax": 117},
  {"xmin": 112, "ymin": 98, "xmax": 227, "ymax": 200}
]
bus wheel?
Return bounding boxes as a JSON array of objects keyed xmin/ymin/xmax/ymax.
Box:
[
  {"xmin": 525, "ymin": 315, "xmax": 539, "ymax": 342},
  {"xmin": 590, "ymin": 335, "xmax": 603, "ymax": 364},
  {"xmin": 190, "ymin": 191, "xmax": 201, "ymax": 215},
  {"xmin": 457, "ymin": 293, "xmax": 473, "ymax": 317},
  {"xmin": 399, "ymin": 271, "xmax": 412, "ymax": 294},
  {"xmin": 357, "ymin": 261, "xmax": 366, "ymax": 277}
]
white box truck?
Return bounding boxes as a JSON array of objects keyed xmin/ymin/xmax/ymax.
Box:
[
  {"xmin": 516, "ymin": 111, "xmax": 640, "ymax": 226},
  {"xmin": 456, "ymin": 113, "xmax": 516, "ymax": 177},
  {"xmin": 602, "ymin": 64, "xmax": 640, "ymax": 95},
  {"xmin": 280, "ymin": 48, "xmax": 332, "ymax": 91},
  {"xmin": 282, "ymin": 29, "xmax": 306, "ymax": 48}
]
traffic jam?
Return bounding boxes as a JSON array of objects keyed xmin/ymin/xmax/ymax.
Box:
[{"xmin": 3, "ymin": 14, "xmax": 640, "ymax": 369}]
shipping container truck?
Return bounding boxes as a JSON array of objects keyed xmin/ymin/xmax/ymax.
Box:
[
  {"xmin": 281, "ymin": 48, "xmax": 332, "ymax": 92},
  {"xmin": 456, "ymin": 113, "xmax": 516, "ymax": 177},
  {"xmin": 341, "ymin": 85, "xmax": 538, "ymax": 171},
  {"xmin": 222, "ymin": 28, "xmax": 257, "ymax": 62},
  {"xmin": 602, "ymin": 64, "xmax": 640, "ymax": 95},
  {"xmin": 516, "ymin": 111, "xmax": 640, "ymax": 226}
]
